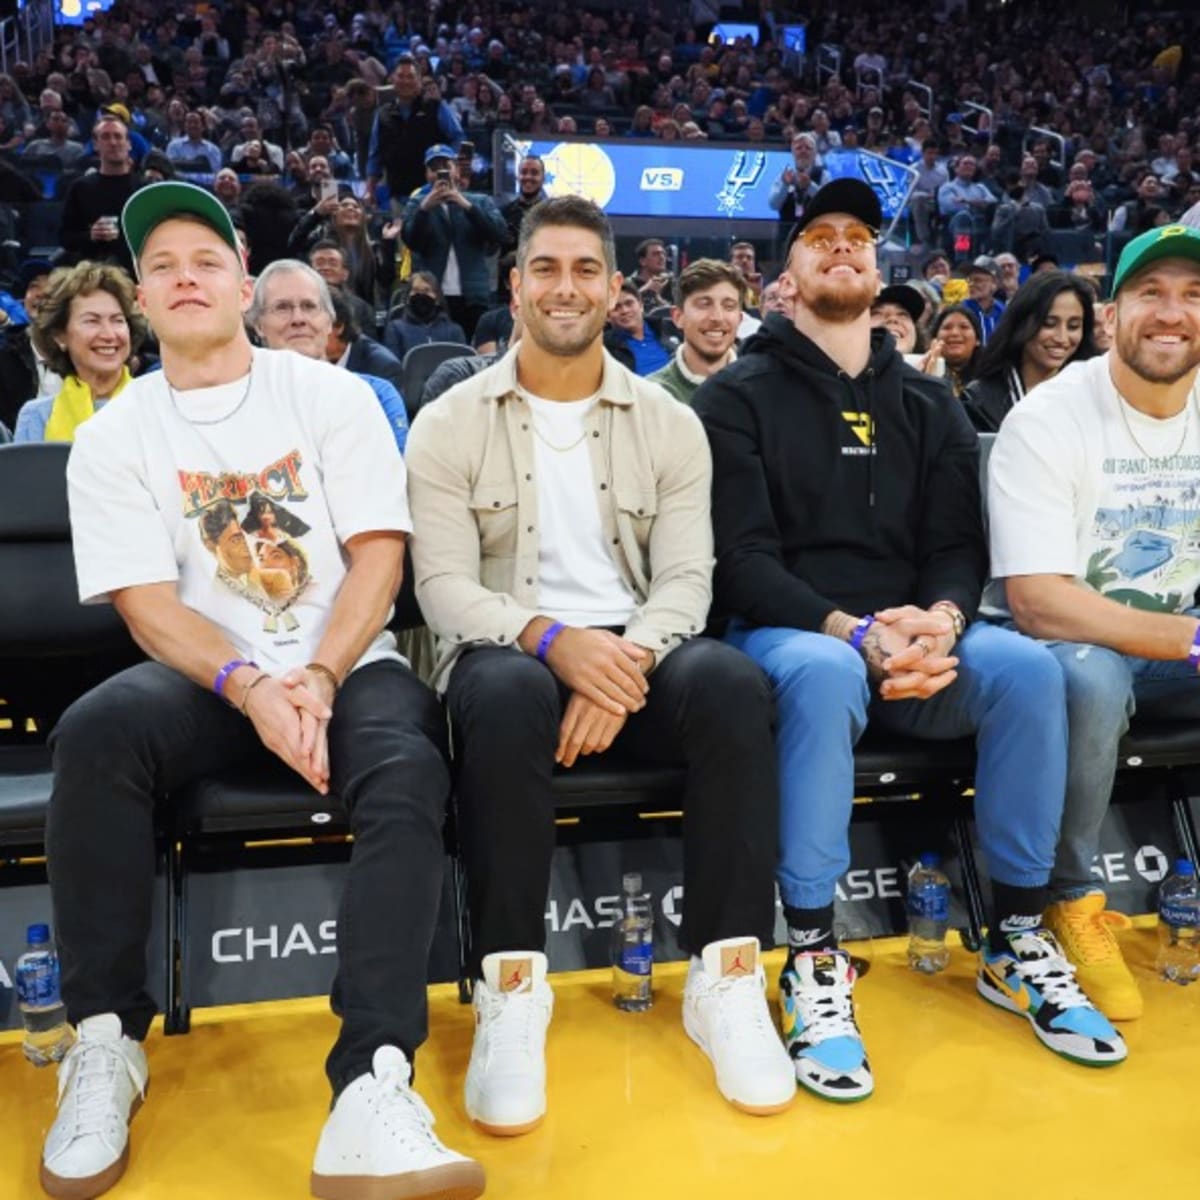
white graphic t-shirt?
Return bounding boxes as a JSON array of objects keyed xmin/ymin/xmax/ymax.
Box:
[
  {"xmin": 989, "ymin": 353, "xmax": 1200, "ymax": 615},
  {"xmin": 68, "ymin": 347, "xmax": 412, "ymax": 674}
]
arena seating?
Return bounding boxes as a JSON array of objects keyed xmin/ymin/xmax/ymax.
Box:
[{"xmin": 3, "ymin": 440, "xmax": 1200, "ymax": 1034}]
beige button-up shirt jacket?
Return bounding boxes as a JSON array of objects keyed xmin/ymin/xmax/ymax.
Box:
[{"xmin": 405, "ymin": 345, "xmax": 715, "ymax": 690}]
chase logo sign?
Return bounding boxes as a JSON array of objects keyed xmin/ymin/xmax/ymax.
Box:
[{"xmin": 640, "ymin": 167, "xmax": 684, "ymax": 191}]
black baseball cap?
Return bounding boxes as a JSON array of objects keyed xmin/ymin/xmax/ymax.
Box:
[
  {"xmin": 783, "ymin": 178, "xmax": 884, "ymax": 259},
  {"xmin": 872, "ymin": 283, "xmax": 924, "ymax": 324}
]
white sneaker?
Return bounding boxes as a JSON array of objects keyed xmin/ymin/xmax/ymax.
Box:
[
  {"xmin": 41, "ymin": 1013, "xmax": 148, "ymax": 1200},
  {"xmin": 464, "ymin": 952, "xmax": 554, "ymax": 1136},
  {"xmin": 683, "ymin": 937, "xmax": 795, "ymax": 1115},
  {"xmin": 311, "ymin": 1045, "xmax": 485, "ymax": 1200}
]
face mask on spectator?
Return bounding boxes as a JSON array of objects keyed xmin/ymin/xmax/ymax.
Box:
[{"xmin": 407, "ymin": 292, "xmax": 438, "ymax": 321}]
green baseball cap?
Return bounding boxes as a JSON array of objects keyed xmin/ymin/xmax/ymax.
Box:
[
  {"xmin": 1111, "ymin": 223, "xmax": 1200, "ymax": 296},
  {"xmin": 121, "ymin": 181, "xmax": 241, "ymax": 269}
]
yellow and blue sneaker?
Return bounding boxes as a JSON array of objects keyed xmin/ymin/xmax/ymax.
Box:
[
  {"xmin": 779, "ymin": 950, "xmax": 874, "ymax": 1102},
  {"xmin": 977, "ymin": 928, "xmax": 1127, "ymax": 1067}
]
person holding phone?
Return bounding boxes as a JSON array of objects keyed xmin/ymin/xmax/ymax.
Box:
[{"xmin": 399, "ymin": 143, "xmax": 506, "ymax": 340}]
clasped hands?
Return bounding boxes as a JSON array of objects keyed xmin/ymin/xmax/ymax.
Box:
[
  {"xmin": 860, "ymin": 605, "xmax": 960, "ymax": 701},
  {"xmin": 241, "ymin": 666, "xmax": 337, "ymax": 795},
  {"xmin": 541, "ymin": 627, "xmax": 653, "ymax": 769}
]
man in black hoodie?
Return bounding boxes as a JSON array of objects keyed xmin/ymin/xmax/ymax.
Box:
[{"xmin": 694, "ymin": 179, "xmax": 1126, "ymax": 1104}]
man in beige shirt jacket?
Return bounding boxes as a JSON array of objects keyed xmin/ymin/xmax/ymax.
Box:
[{"xmin": 405, "ymin": 195, "xmax": 794, "ymax": 1136}]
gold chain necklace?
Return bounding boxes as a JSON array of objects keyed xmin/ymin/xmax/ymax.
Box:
[
  {"xmin": 1115, "ymin": 384, "xmax": 1194, "ymax": 463},
  {"xmin": 530, "ymin": 421, "xmax": 588, "ymax": 453}
]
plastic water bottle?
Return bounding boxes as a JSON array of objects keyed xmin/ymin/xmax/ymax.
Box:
[
  {"xmin": 15, "ymin": 924, "xmax": 72, "ymax": 1066},
  {"xmin": 1156, "ymin": 858, "xmax": 1200, "ymax": 985},
  {"xmin": 906, "ymin": 853, "xmax": 951, "ymax": 974},
  {"xmin": 612, "ymin": 872, "xmax": 653, "ymax": 1011}
]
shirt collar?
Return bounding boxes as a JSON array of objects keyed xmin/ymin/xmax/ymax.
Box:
[
  {"xmin": 483, "ymin": 342, "xmax": 636, "ymax": 407},
  {"xmin": 674, "ymin": 342, "xmax": 735, "ymax": 384}
]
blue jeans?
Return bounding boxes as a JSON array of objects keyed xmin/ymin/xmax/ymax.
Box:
[
  {"xmin": 1041, "ymin": 616, "xmax": 1200, "ymax": 898},
  {"xmin": 725, "ymin": 622, "xmax": 1068, "ymax": 910}
]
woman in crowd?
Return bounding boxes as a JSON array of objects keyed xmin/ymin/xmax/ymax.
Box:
[
  {"xmin": 382, "ymin": 271, "xmax": 467, "ymax": 360},
  {"xmin": 963, "ymin": 271, "xmax": 1097, "ymax": 432},
  {"xmin": 13, "ymin": 262, "xmax": 145, "ymax": 443},
  {"xmin": 928, "ymin": 303, "xmax": 983, "ymax": 399}
]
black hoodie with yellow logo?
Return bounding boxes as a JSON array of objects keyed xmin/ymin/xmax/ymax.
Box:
[{"xmin": 693, "ymin": 313, "xmax": 986, "ymax": 632}]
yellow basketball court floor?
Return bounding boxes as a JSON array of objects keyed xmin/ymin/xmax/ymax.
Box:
[{"xmin": 2, "ymin": 924, "xmax": 1196, "ymax": 1200}]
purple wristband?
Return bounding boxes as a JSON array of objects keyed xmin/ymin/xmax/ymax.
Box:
[
  {"xmin": 214, "ymin": 658, "xmax": 258, "ymax": 701},
  {"xmin": 849, "ymin": 616, "xmax": 876, "ymax": 653},
  {"xmin": 536, "ymin": 621, "xmax": 566, "ymax": 663},
  {"xmin": 1189, "ymin": 625, "xmax": 1200, "ymax": 673}
]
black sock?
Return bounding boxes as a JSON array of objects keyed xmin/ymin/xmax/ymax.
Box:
[
  {"xmin": 988, "ymin": 882, "xmax": 1049, "ymax": 955},
  {"xmin": 783, "ymin": 904, "xmax": 838, "ymax": 956}
]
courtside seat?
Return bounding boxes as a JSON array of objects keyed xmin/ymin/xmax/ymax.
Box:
[
  {"xmin": 0, "ymin": 444, "xmax": 141, "ymax": 856},
  {"xmin": 0, "ymin": 745, "xmax": 53, "ymax": 851}
]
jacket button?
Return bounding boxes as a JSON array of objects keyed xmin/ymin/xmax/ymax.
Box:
[
  {"xmin": 637, "ymin": 508, "xmax": 644, "ymax": 516},
  {"xmin": 525, "ymin": 577, "xmax": 533, "ymax": 585},
  {"xmin": 612, "ymin": 537, "xmax": 619, "ymax": 544},
  {"xmin": 492, "ymin": 501, "xmax": 500, "ymax": 508},
  {"xmin": 527, "ymin": 525, "xmax": 534, "ymax": 533},
  {"xmin": 660, "ymin": 636, "xmax": 669, "ymax": 645},
  {"xmin": 592, "ymin": 430, "xmax": 599, "ymax": 438},
  {"xmin": 498, "ymin": 633, "xmax": 506, "ymax": 643},
  {"xmin": 522, "ymin": 423, "xmax": 528, "ymax": 431},
  {"xmin": 599, "ymin": 482, "xmax": 607, "ymax": 490},
  {"xmin": 525, "ymin": 473, "xmax": 532, "ymax": 481}
]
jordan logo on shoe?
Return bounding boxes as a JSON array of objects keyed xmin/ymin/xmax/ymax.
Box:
[
  {"xmin": 721, "ymin": 942, "xmax": 756, "ymax": 977},
  {"xmin": 499, "ymin": 958, "xmax": 533, "ymax": 993}
]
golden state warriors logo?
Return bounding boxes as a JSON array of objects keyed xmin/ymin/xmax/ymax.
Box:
[
  {"xmin": 841, "ymin": 411, "xmax": 875, "ymax": 448},
  {"xmin": 542, "ymin": 143, "xmax": 617, "ymax": 208}
]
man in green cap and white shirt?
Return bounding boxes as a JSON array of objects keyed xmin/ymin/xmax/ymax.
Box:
[
  {"xmin": 988, "ymin": 223, "xmax": 1200, "ymax": 1024},
  {"xmin": 38, "ymin": 181, "xmax": 483, "ymax": 1200}
]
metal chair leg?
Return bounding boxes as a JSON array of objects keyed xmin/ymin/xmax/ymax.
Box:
[
  {"xmin": 163, "ymin": 836, "xmax": 191, "ymax": 1035},
  {"xmin": 1170, "ymin": 776, "xmax": 1200, "ymax": 868},
  {"xmin": 953, "ymin": 812, "xmax": 986, "ymax": 953}
]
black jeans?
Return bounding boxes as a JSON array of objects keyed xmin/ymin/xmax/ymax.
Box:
[
  {"xmin": 46, "ymin": 658, "xmax": 450, "ymax": 1095},
  {"xmin": 446, "ymin": 638, "xmax": 779, "ymax": 975}
]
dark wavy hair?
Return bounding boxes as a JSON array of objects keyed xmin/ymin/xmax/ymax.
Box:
[{"xmin": 974, "ymin": 271, "xmax": 1098, "ymax": 381}]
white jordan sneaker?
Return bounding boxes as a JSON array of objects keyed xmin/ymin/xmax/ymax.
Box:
[{"xmin": 464, "ymin": 951, "xmax": 554, "ymax": 1136}]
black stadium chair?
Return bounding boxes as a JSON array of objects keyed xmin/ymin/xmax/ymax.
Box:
[
  {"xmin": 400, "ymin": 342, "xmax": 476, "ymax": 418},
  {"xmin": 0, "ymin": 443, "xmax": 141, "ymax": 854}
]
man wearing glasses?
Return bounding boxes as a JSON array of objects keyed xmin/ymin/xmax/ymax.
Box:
[{"xmin": 693, "ymin": 179, "xmax": 1125, "ymax": 1105}]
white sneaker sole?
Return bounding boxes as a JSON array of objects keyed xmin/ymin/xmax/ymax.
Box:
[
  {"xmin": 976, "ymin": 972, "xmax": 1128, "ymax": 1067},
  {"xmin": 310, "ymin": 1159, "xmax": 486, "ymax": 1200},
  {"xmin": 41, "ymin": 1090, "xmax": 145, "ymax": 1200},
  {"xmin": 683, "ymin": 1009, "xmax": 794, "ymax": 1116}
]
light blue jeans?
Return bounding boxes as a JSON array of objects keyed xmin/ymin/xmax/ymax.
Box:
[
  {"xmin": 1040, "ymin": 612, "xmax": 1200, "ymax": 899},
  {"xmin": 725, "ymin": 622, "xmax": 1068, "ymax": 910}
]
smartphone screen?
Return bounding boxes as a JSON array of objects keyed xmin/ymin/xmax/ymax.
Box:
[{"xmin": 319, "ymin": 178, "xmax": 338, "ymax": 203}]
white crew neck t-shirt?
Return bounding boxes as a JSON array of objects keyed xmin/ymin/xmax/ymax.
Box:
[
  {"xmin": 67, "ymin": 347, "xmax": 412, "ymax": 674},
  {"xmin": 521, "ymin": 387, "xmax": 637, "ymax": 627},
  {"xmin": 988, "ymin": 353, "xmax": 1200, "ymax": 616}
]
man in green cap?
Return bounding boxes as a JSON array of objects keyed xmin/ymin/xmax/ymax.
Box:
[
  {"xmin": 38, "ymin": 182, "xmax": 484, "ymax": 1200},
  {"xmin": 987, "ymin": 223, "xmax": 1200, "ymax": 1023}
]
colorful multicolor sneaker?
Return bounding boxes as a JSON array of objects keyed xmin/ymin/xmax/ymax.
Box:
[
  {"xmin": 978, "ymin": 928, "xmax": 1127, "ymax": 1067},
  {"xmin": 1043, "ymin": 893, "xmax": 1143, "ymax": 1021},
  {"xmin": 778, "ymin": 949, "xmax": 873, "ymax": 1102}
]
